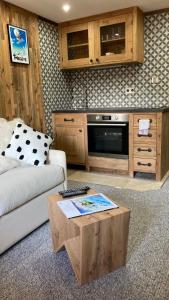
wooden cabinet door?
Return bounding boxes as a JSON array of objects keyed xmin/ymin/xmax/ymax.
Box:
[
  {"xmin": 60, "ymin": 23, "xmax": 94, "ymax": 69},
  {"xmin": 54, "ymin": 126, "xmax": 86, "ymax": 164},
  {"xmin": 94, "ymin": 14, "xmax": 133, "ymax": 65}
]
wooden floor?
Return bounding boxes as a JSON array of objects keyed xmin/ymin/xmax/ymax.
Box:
[{"xmin": 67, "ymin": 169, "xmax": 169, "ymax": 191}]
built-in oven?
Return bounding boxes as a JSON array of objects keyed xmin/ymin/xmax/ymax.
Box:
[{"xmin": 87, "ymin": 114, "xmax": 129, "ymax": 159}]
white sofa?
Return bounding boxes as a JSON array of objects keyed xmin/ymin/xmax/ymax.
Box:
[{"xmin": 0, "ymin": 119, "xmax": 67, "ymax": 254}]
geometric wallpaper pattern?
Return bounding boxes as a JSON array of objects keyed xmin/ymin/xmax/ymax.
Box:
[
  {"xmin": 70, "ymin": 12, "xmax": 169, "ymax": 109},
  {"xmin": 38, "ymin": 18, "xmax": 72, "ymax": 135},
  {"xmin": 38, "ymin": 13, "xmax": 169, "ymax": 134}
]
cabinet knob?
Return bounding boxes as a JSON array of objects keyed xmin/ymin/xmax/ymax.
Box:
[
  {"xmin": 96, "ymin": 58, "xmax": 99, "ymax": 63},
  {"xmin": 90, "ymin": 59, "xmax": 93, "ymax": 64},
  {"xmin": 79, "ymin": 129, "xmax": 82, "ymax": 132}
]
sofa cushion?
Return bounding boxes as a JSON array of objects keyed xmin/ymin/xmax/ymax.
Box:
[
  {"xmin": 0, "ymin": 165, "xmax": 64, "ymax": 216},
  {"xmin": 0, "ymin": 156, "xmax": 20, "ymax": 175},
  {"xmin": 2, "ymin": 123, "xmax": 53, "ymax": 166}
]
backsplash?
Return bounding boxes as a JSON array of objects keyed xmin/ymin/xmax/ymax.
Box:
[
  {"xmin": 70, "ymin": 12, "xmax": 169, "ymax": 109},
  {"xmin": 38, "ymin": 19, "xmax": 72, "ymax": 134},
  {"xmin": 38, "ymin": 12, "xmax": 169, "ymax": 134}
]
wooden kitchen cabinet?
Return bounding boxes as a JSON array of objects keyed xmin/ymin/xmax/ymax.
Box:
[
  {"xmin": 53, "ymin": 111, "xmax": 169, "ymax": 180},
  {"xmin": 129, "ymin": 112, "xmax": 169, "ymax": 180},
  {"xmin": 59, "ymin": 7, "xmax": 144, "ymax": 69},
  {"xmin": 52, "ymin": 113, "xmax": 87, "ymax": 165},
  {"xmin": 59, "ymin": 23, "xmax": 94, "ymax": 69}
]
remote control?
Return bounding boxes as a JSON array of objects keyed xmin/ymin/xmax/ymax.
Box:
[{"xmin": 59, "ymin": 186, "xmax": 90, "ymax": 198}]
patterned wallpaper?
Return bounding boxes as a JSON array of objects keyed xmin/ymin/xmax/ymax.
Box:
[
  {"xmin": 38, "ymin": 12, "xmax": 169, "ymax": 133},
  {"xmin": 70, "ymin": 12, "xmax": 169, "ymax": 109},
  {"xmin": 38, "ymin": 18, "xmax": 72, "ymax": 134}
]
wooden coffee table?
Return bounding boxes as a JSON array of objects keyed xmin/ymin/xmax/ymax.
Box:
[{"xmin": 48, "ymin": 189, "xmax": 130, "ymax": 285}]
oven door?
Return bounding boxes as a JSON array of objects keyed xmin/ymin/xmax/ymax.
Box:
[{"xmin": 88, "ymin": 123, "xmax": 129, "ymax": 158}]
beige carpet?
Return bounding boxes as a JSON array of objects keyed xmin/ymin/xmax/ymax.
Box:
[
  {"xmin": 68, "ymin": 170, "xmax": 169, "ymax": 191},
  {"xmin": 1, "ymin": 180, "xmax": 169, "ymax": 299}
]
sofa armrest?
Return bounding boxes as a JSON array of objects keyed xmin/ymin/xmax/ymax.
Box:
[{"xmin": 47, "ymin": 150, "xmax": 67, "ymax": 189}]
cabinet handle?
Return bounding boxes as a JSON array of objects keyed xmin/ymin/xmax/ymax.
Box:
[
  {"xmin": 64, "ymin": 118, "xmax": 74, "ymax": 122},
  {"xmin": 138, "ymin": 119, "xmax": 152, "ymax": 123},
  {"xmin": 137, "ymin": 162, "xmax": 152, "ymax": 167},
  {"xmin": 137, "ymin": 148, "xmax": 152, "ymax": 152},
  {"xmin": 137, "ymin": 133, "xmax": 152, "ymax": 137},
  {"xmin": 90, "ymin": 59, "xmax": 93, "ymax": 64},
  {"xmin": 96, "ymin": 58, "xmax": 99, "ymax": 63}
]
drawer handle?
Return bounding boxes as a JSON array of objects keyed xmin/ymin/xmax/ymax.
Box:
[
  {"xmin": 137, "ymin": 133, "xmax": 152, "ymax": 137},
  {"xmin": 137, "ymin": 162, "xmax": 152, "ymax": 167},
  {"xmin": 138, "ymin": 119, "xmax": 152, "ymax": 123},
  {"xmin": 137, "ymin": 148, "xmax": 152, "ymax": 152},
  {"xmin": 64, "ymin": 118, "xmax": 74, "ymax": 122}
]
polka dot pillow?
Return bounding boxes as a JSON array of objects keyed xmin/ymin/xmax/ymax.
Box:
[{"xmin": 1, "ymin": 123, "xmax": 53, "ymax": 166}]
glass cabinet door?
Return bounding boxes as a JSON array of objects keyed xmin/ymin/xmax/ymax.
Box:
[
  {"xmin": 100, "ymin": 22, "xmax": 125, "ymax": 56},
  {"xmin": 67, "ymin": 30, "xmax": 89, "ymax": 60},
  {"xmin": 61, "ymin": 24, "xmax": 93, "ymax": 68},
  {"xmin": 95, "ymin": 14, "xmax": 133, "ymax": 64}
]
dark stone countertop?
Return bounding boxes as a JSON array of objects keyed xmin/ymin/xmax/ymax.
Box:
[{"xmin": 52, "ymin": 106, "xmax": 169, "ymax": 113}]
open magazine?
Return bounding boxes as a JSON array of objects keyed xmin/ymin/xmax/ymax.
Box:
[{"xmin": 57, "ymin": 193, "xmax": 119, "ymax": 219}]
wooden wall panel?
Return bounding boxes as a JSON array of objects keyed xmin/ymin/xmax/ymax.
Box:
[{"xmin": 0, "ymin": 0, "xmax": 45, "ymax": 132}]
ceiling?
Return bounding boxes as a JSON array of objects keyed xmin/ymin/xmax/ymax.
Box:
[{"xmin": 6, "ymin": 0, "xmax": 169, "ymax": 23}]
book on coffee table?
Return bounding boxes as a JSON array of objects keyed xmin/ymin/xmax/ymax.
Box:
[{"xmin": 57, "ymin": 193, "xmax": 118, "ymax": 218}]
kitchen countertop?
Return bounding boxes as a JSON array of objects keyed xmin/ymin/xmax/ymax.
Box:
[{"xmin": 52, "ymin": 107, "xmax": 169, "ymax": 113}]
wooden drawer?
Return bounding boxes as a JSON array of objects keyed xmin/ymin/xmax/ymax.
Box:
[
  {"xmin": 133, "ymin": 158, "xmax": 156, "ymax": 173},
  {"xmin": 53, "ymin": 113, "xmax": 86, "ymax": 126},
  {"xmin": 133, "ymin": 128, "xmax": 156, "ymax": 144},
  {"xmin": 133, "ymin": 144, "xmax": 156, "ymax": 158},
  {"xmin": 133, "ymin": 114, "xmax": 157, "ymax": 128}
]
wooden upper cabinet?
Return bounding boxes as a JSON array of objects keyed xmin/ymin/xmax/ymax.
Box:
[
  {"xmin": 59, "ymin": 7, "xmax": 144, "ymax": 69},
  {"xmin": 94, "ymin": 14, "xmax": 133, "ymax": 64},
  {"xmin": 60, "ymin": 23, "xmax": 95, "ymax": 68}
]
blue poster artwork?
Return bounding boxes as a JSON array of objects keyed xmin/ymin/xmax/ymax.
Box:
[{"xmin": 7, "ymin": 25, "xmax": 29, "ymax": 64}]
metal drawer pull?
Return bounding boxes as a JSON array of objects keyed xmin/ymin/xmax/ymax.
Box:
[
  {"xmin": 137, "ymin": 148, "xmax": 152, "ymax": 152},
  {"xmin": 138, "ymin": 119, "xmax": 152, "ymax": 123},
  {"xmin": 64, "ymin": 118, "xmax": 74, "ymax": 122},
  {"xmin": 137, "ymin": 133, "xmax": 152, "ymax": 137},
  {"xmin": 137, "ymin": 162, "xmax": 152, "ymax": 167}
]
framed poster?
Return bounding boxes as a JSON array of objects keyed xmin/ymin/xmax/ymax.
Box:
[{"xmin": 7, "ymin": 24, "xmax": 29, "ymax": 64}]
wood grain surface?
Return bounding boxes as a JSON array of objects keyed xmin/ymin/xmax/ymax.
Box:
[
  {"xmin": 48, "ymin": 189, "xmax": 130, "ymax": 284},
  {"xmin": 0, "ymin": 0, "xmax": 45, "ymax": 131}
]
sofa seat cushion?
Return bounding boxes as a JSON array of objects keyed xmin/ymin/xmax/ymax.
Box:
[{"xmin": 0, "ymin": 165, "xmax": 64, "ymax": 216}]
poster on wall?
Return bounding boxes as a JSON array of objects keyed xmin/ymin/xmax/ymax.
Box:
[{"xmin": 7, "ymin": 24, "xmax": 29, "ymax": 64}]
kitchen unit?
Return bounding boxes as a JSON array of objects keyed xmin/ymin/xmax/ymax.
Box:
[
  {"xmin": 52, "ymin": 113, "xmax": 87, "ymax": 165},
  {"xmin": 59, "ymin": 6, "xmax": 144, "ymax": 69},
  {"xmin": 52, "ymin": 108, "xmax": 169, "ymax": 181}
]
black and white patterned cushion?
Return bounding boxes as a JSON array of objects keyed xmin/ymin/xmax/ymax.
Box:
[{"xmin": 2, "ymin": 123, "xmax": 53, "ymax": 166}]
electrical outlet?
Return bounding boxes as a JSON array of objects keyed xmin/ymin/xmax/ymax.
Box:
[
  {"xmin": 151, "ymin": 75, "xmax": 159, "ymax": 84},
  {"xmin": 125, "ymin": 87, "xmax": 134, "ymax": 95}
]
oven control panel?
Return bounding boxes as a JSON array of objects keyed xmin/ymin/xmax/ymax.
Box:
[{"xmin": 88, "ymin": 114, "xmax": 129, "ymax": 123}]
